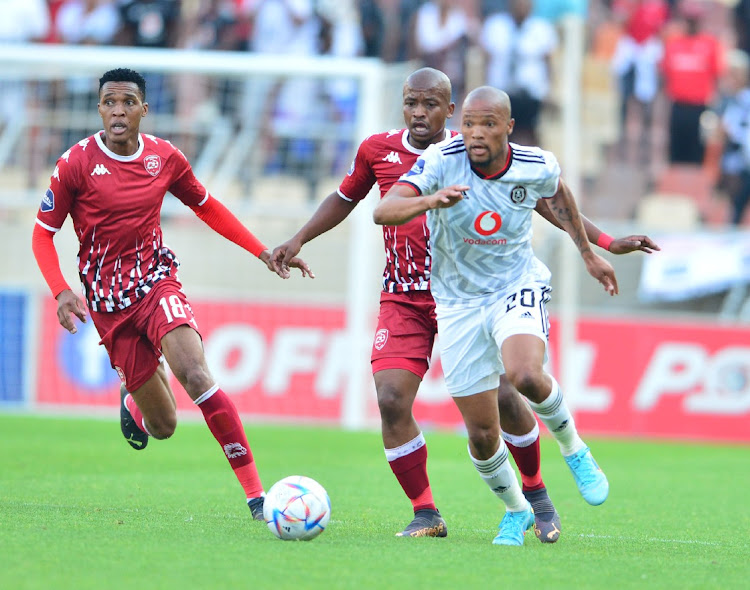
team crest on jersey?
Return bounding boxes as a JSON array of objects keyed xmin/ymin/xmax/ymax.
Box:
[
  {"xmin": 374, "ymin": 328, "xmax": 389, "ymax": 350},
  {"xmin": 41, "ymin": 189, "xmax": 54, "ymax": 212},
  {"xmin": 510, "ymin": 185, "xmax": 527, "ymax": 203},
  {"xmin": 406, "ymin": 158, "xmax": 425, "ymax": 176},
  {"xmin": 144, "ymin": 154, "xmax": 162, "ymax": 177}
]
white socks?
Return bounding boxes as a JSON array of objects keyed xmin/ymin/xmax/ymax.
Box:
[
  {"xmin": 526, "ymin": 376, "xmax": 585, "ymax": 456},
  {"xmin": 470, "ymin": 439, "xmax": 528, "ymax": 512}
]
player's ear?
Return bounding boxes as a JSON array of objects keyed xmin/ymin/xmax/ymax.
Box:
[
  {"xmin": 446, "ymin": 102, "xmax": 455, "ymax": 119},
  {"xmin": 507, "ymin": 117, "xmax": 515, "ymax": 135},
  {"xmin": 142, "ymin": 102, "xmax": 149, "ymax": 117}
]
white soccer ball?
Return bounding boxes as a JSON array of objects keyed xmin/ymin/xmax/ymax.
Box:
[{"xmin": 263, "ymin": 475, "xmax": 331, "ymax": 541}]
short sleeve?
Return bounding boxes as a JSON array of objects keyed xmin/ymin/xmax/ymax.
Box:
[
  {"xmin": 537, "ymin": 149, "xmax": 562, "ymax": 198},
  {"xmin": 36, "ymin": 150, "xmax": 79, "ymax": 232},
  {"xmin": 396, "ymin": 143, "xmax": 442, "ymax": 196},
  {"xmin": 338, "ymin": 138, "xmax": 377, "ymax": 203},
  {"xmin": 167, "ymin": 149, "xmax": 209, "ymax": 207}
]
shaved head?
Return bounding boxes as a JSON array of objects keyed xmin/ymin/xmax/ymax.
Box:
[
  {"xmin": 401, "ymin": 67, "xmax": 455, "ymax": 149},
  {"xmin": 404, "ymin": 67, "xmax": 452, "ymax": 103},
  {"xmin": 460, "ymin": 86, "xmax": 515, "ymax": 173},
  {"xmin": 463, "ymin": 86, "xmax": 511, "ymax": 117}
]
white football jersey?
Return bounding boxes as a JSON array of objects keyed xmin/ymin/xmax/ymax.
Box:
[{"xmin": 397, "ymin": 137, "xmax": 560, "ymax": 307}]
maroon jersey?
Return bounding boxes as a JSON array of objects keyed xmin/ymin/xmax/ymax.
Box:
[
  {"xmin": 338, "ymin": 128, "xmax": 456, "ymax": 293},
  {"xmin": 36, "ymin": 132, "xmax": 208, "ymax": 312}
]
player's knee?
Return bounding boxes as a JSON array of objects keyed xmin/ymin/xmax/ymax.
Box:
[
  {"xmin": 179, "ymin": 365, "xmax": 213, "ymax": 397},
  {"xmin": 147, "ymin": 412, "xmax": 177, "ymax": 439},
  {"xmin": 376, "ymin": 383, "xmax": 409, "ymax": 425},
  {"xmin": 467, "ymin": 424, "xmax": 500, "ymax": 457},
  {"xmin": 505, "ymin": 368, "xmax": 545, "ymax": 399},
  {"xmin": 497, "ymin": 381, "xmax": 516, "ymax": 413}
]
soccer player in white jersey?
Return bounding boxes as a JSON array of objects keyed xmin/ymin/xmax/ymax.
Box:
[{"xmin": 373, "ymin": 86, "xmax": 617, "ymax": 545}]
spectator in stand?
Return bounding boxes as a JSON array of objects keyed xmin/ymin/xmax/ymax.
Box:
[
  {"xmin": 661, "ymin": 0, "xmax": 723, "ymax": 164},
  {"xmin": 0, "ymin": 0, "xmax": 50, "ymax": 129},
  {"xmin": 318, "ymin": 0, "xmax": 364, "ymax": 174},
  {"xmin": 368, "ymin": 0, "xmax": 422, "ymax": 63},
  {"xmin": 240, "ymin": 0, "xmax": 327, "ymax": 193},
  {"xmin": 716, "ymin": 50, "xmax": 750, "ymax": 225},
  {"xmin": 413, "ymin": 0, "xmax": 479, "ymax": 107},
  {"xmin": 480, "ymin": 0, "xmax": 557, "ymax": 146},
  {"xmin": 733, "ymin": 0, "xmax": 750, "ymax": 58},
  {"xmin": 359, "ymin": 0, "xmax": 384, "ymax": 58},
  {"xmin": 57, "ymin": 0, "xmax": 121, "ymax": 110},
  {"xmin": 610, "ymin": 0, "xmax": 669, "ymax": 157},
  {"xmin": 117, "ymin": 0, "xmax": 182, "ymax": 111},
  {"xmin": 174, "ymin": 0, "xmax": 240, "ymax": 158},
  {"xmin": 44, "ymin": 1, "xmax": 67, "ymax": 44}
]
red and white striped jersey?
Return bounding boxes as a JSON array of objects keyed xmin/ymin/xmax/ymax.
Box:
[
  {"xmin": 36, "ymin": 132, "xmax": 208, "ymax": 312},
  {"xmin": 338, "ymin": 127, "xmax": 456, "ymax": 293}
]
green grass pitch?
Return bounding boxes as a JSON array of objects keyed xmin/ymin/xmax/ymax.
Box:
[{"xmin": 1, "ymin": 414, "xmax": 747, "ymax": 590}]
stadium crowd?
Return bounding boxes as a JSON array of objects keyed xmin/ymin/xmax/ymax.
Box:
[{"xmin": 3, "ymin": 0, "xmax": 750, "ymax": 224}]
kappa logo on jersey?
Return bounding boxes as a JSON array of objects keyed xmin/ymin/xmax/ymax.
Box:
[
  {"xmin": 52, "ymin": 165, "xmax": 60, "ymax": 180},
  {"xmin": 406, "ymin": 158, "xmax": 425, "ymax": 176},
  {"xmin": 78, "ymin": 138, "xmax": 90, "ymax": 150},
  {"xmin": 474, "ymin": 210, "xmax": 502, "ymax": 236},
  {"xmin": 382, "ymin": 151, "xmax": 402, "ymax": 165},
  {"xmin": 144, "ymin": 154, "xmax": 162, "ymax": 177},
  {"xmin": 91, "ymin": 164, "xmax": 111, "ymax": 176},
  {"xmin": 510, "ymin": 185, "xmax": 527, "ymax": 203},
  {"xmin": 347, "ymin": 159, "xmax": 355, "ymax": 176},
  {"xmin": 41, "ymin": 189, "xmax": 54, "ymax": 212},
  {"xmin": 374, "ymin": 328, "xmax": 389, "ymax": 350},
  {"xmin": 386, "ymin": 129, "xmax": 400, "ymax": 137},
  {"xmin": 115, "ymin": 366, "xmax": 126, "ymax": 384}
]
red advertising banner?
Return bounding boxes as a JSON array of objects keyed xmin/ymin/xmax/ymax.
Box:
[
  {"xmin": 36, "ymin": 299, "xmax": 348, "ymax": 423},
  {"xmin": 36, "ymin": 298, "xmax": 750, "ymax": 442}
]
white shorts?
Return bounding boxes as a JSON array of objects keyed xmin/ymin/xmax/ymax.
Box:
[{"xmin": 436, "ymin": 282, "xmax": 551, "ymax": 397}]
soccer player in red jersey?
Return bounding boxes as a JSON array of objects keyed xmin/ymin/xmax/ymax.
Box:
[
  {"xmin": 272, "ymin": 68, "xmax": 659, "ymax": 539},
  {"xmin": 31, "ymin": 68, "xmax": 312, "ymax": 521}
]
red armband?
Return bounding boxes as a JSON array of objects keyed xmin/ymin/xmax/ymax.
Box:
[
  {"xmin": 596, "ymin": 232, "xmax": 614, "ymax": 252},
  {"xmin": 190, "ymin": 195, "xmax": 267, "ymax": 258},
  {"xmin": 32, "ymin": 223, "xmax": 71, "ymax": 298}
]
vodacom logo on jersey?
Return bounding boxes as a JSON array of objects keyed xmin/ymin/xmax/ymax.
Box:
[
  {"xmin": 465, "ymin": 210, "xmax": 506, "ymax": 245},
  {"xmin": 474, "ymin": 210, "xmax": 502, "ymax": 235}
]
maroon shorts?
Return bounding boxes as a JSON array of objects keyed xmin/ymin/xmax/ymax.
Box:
[
  {"xmin": 370, "ymin": 290, "xmax": 437, "ymax": 379},
  {"xmin": 90, "ymin": 277, "xmax": 199, "ymax": 392}
]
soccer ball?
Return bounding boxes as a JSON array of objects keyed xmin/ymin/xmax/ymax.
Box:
[{"xmin": 263, "ymin": 475, "xmax": 331, "ymax": 541}]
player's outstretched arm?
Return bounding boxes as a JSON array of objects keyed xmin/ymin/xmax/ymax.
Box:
[
  {"xmin": 190, "ymin": 196, "xmax": 313, "ymax": 279},
  {"xmin": 546, "ymin": 178, "xmax": 619, "ymax": 296},
  {"xmin": 533, "ymin": 200, "xmax": 661, "ymax": 255},
  {"xmin": 373, "ymin": 183, "xmax": 469, "ymax": 225},
  {"xmin": 272, "ymin": 192, "xmax": 356, "ymax": 274}
]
